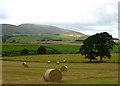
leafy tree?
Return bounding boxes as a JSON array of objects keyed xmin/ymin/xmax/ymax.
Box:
[
  {"xmin": 21, "ymin": 49, "xmax": 29, "ymax": 55},
  {"xmin": 37, "ymin": 46, "xmax": 46, "ymax": 54},
  {"xmin": 12, "ymin": 40, "xmax": 16, "ymax": 43},
  {"xmin": 80, "ymin": 32, "xmax": 117, "ymax": 62},
  {"xmin": 37, "ymin": 40, "xmax": 40, "ymax": 43}
]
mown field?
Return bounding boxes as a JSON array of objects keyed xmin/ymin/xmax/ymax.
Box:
[{"xmin": 2, "ymin": 60, "xmax": 118, "ymax": 84}]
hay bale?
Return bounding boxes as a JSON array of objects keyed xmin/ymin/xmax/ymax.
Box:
[
  {"xmin": 43, "ymin": 69, "xmax": 62, "ymax": 82},
  {"xmin": 56, "ymin": 61, "xmax": 60, "ymax": 65},
  {"xmin": 22, "ymin": 62, "xmax": 28, "ymax": 68},
  {"xmin": 60, "ymin": 65, "xmax": 68, "ymax": 72},
  {"xmin": 48, "ymin": 61, "xmax": 51, "ymax": 64}
]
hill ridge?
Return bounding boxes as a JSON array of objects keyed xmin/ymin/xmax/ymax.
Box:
[{"xmin": 2, "ymin": 23, "xmax": 87, "ymax": 37}]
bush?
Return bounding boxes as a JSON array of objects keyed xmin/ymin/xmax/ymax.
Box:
[
  {"xmin": 20, "ymin": 49, "xmax": 29, "ymax": 55},
  {"xmin": 37, "ymin": 46, "xmax": 46, "ymax": 54}
]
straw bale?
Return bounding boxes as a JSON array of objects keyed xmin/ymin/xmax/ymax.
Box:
[
  {"xmin": 48, "ymin": 61, "xmax": 51, "ymax": 64},
  {"xmin": 43, "ymin": 69, "xmax": 62, "ymax": 82},
  {"xmin": 60, "ymin": 65, "xmax": 68, "ymax": 72},
  {"xmin": 56, "ymin": 61, "xmax": 60, "ymax": 65},
  {"xmin": 22, "ymin": 62, "xmax": 28, "ymax": 68}
]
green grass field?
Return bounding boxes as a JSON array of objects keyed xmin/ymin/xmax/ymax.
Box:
[
  {"xmin": 2, "ymin": 44, "xmax": 120, "ymax": 53},
  {"xmin": 2, "ymin": 45, "xmax": 80, "ymax": 54},
  {"xmin": 6, "ymin": 34, "xmax": 87, "ymax": 42}
]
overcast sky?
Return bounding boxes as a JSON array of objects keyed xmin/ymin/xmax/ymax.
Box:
[{"xmin": 0, "ymin": 0, "xmax": 119, "ymax": 38}]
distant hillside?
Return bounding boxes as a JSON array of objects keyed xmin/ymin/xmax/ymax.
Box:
[
  {"xmin": 19, "ymin": 24, "xmax": 64, "ymax": 35},
  {"xmin": 2, "ymin": 23, "xmax": 87, "ymax": 37},
  {"xmin": 2, "ymin": 24, "xmax": 25, "ymax": 36},
  {"xmin": 19, "ymin": 24, "xmax": 86, "ymax": 37}
]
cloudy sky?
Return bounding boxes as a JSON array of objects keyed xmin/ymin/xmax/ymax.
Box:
[{"xmin": 0, "ymin": 0, "xmax": 119, "ymax": 38}]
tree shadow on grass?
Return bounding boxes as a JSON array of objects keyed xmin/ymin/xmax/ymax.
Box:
[{"xmin": 82, "ymin": 61, "xmax": 120, "ymax": 63}]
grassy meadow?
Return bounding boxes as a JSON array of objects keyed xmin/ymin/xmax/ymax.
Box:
[
  {"xmin": 2, "ymin": 45, "xmax": 80, "ymax": 53},
  {"xmin": 2, "ymin": 44, "xmax": 120, "ymax": 52}
]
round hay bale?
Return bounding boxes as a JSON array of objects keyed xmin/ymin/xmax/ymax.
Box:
[
  {"xmin": 43, "ymin": 69, "xmax": 62, "ymax": 82},
  {"xmin": 48, "ymin": 61, "xmax": 51, "ymax": 64},
  {"xmin": 22, "ymin": 62, "xmax": 26, "ymax": 64},
  {"xmin": 56, "ymin": 61, "xmax": 60, "ymax": 65},
  {"xmin": 22, "ymin": 62, "xmax": 28, "ymax": 68},
  {"xmin": 60, "ymin": 65, "xmax": 68, "ymax": 72}
]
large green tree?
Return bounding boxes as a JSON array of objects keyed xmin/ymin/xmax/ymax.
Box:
[
  {"xmin": 80, "ymin": 32, "xmax": 117, "ymax": 62},
  {"xmin": 37, "ymin": 46, "xmax": 46, "ymax": 54}
]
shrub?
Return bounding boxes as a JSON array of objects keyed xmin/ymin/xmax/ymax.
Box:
[
  {"xmin": 37, "ymin": 46, "xmax": 46, "ymax": 54},
  {"xmin": 21, "ymin": 49, "xmax": 29, "ymax": 55}
]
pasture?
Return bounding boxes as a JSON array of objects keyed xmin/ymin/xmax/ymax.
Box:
[
  {"xmin": 2, "ymin": 45, "xmax": 81, "ymax": 56},
  {"xmin": 2, "ymin": 45, "xmax": 80, "ymax": 53},
  {"xmin": 2, "ymin": 61, "xmax": 118, "ymax": 84},
  {"xmin": 6, "ymin": 35, "xmax": 86, "ymax": 42}
]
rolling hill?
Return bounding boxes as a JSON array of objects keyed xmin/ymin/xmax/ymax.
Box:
[
  {"xmin": 2, "ymin": 23, "xmax": 87, "ymax": 37},
  {"xmin": 2, "ymin": 23, "xmax": 88, "ymax": 42}
]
